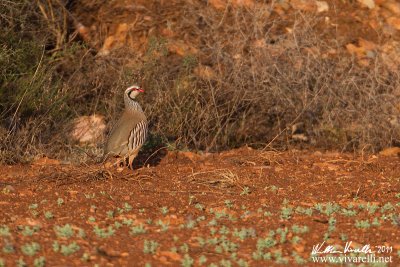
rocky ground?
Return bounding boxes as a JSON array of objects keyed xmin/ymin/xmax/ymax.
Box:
[{"xmin": 0, "ymin": 148, "xmax": 399, "ymax": 266}]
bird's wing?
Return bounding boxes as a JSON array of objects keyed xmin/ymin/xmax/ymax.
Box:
[
  {"xmin": 105, "ymin": 110, "xmax": 147, "ymax": 156},
  {"xmin": 128, "ymin": 120, "xmax": 148, "ymax": 151}
]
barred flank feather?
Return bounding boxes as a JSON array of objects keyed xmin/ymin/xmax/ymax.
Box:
[{"xmin": 129, "ymin": 120, "xmax": 148, "ymax": 150}]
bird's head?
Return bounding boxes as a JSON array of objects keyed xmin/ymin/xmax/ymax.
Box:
[{"xmin": 125, "ymin": 85, "xmax": 144, "ymax": 100}]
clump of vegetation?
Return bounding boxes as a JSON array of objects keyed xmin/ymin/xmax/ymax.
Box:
[
  {"xmin": 1, "ymin": 0, "xmax": 399, "ymax": 164},
  {"xmin": 21, "ymin": 242, "xmax": 40, "ymax": 256}
]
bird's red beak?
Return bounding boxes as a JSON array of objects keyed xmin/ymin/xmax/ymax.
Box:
[{"xmin": 127, "ymin": 86, "xmax": 144, "ymax": 92}]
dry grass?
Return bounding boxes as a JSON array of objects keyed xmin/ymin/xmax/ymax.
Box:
[
  {"xmin": 143, "ymin": 4, "xmax": 399, "ymax": 152},
  {"xmin": 188, "ymin": 169, "xmax": 241, "ymax": 190},
  {"xmin": 1, "ymin": 1, "xmax": 399, "ymax": 163}
]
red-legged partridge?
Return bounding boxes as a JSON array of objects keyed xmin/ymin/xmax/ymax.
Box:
[{"xmin": 105, "ymin": 85, "xmax": 148, "ymax": 169}]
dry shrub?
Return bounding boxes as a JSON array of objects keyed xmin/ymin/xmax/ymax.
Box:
[
  {"xmin": 0, "ymin": 1, "xmax": 140, "ymax": 162},
  {"xmin": 143, "ymin": 5, "xmax": 399, "ymax": 152}
]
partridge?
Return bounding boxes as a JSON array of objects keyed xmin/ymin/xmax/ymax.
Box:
[{"xmin": 105, "ymin": 85, "xmax": 148, "ymax": 169}]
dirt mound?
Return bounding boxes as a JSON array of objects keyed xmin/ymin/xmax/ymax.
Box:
[{"xmin": 73, "ymin": 0, "xmax": 400, "ymax": 68}]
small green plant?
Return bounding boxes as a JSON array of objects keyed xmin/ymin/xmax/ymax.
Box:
[
  {"xmin": 372, "ymin": 217, "xmax": 380, "ymax": 226},
  {"xmin": 280, "ymin": 206, "xmax": 293, "ymax": 220},
  {"xmin": 341, "ymin": 208, "xmax": 357, "ymax": 217},
  {"xmin": 323, "ymin": 232, "xmax": 330, "ymax": 241},
  {"xmin": 276, "ymin": 227, "xmax": 288, "ymax": 244},
  {"xmin": 180, "ymin": 243, "xmax": 189, "ymax": 253},
  {"xmin": 256, "ymin": 236, "xmax": 277, "ymax": 250},
  {"xmin": 291, "ymin": 225, "xmax": 309, "ymax": 234},
  {"xmin": 123, "ymin": 202, "xmax": 132, "ymax": 212},
  {"xmin": 292, "ymin": 252, "xmax": 307, "ymax": 264},
  {"xmin": 365, "ymin": 203, "xmax": 379, "ymax": 214},
  {"xmin": 20, "ymin": 225, "xmax": 40, "ymax": 236},
  {"xmin": 196, "ymin": 237, "xmax": 205, "ymax": 247},
  {"xmin": 240, "ymin": 186, "xmax": 251, "ymax": 196},
  {"xmin": 1, "ymin": 187, "xmax": 11, "ymax": 194},
  {"xmin": 30, "ymin": 210, "xmax": 39, "ymax": 217},
  {"xmin": 355, "ymin": 220, "xmax": 371, "ymax": 229},
  {"xmin": 160, "ymin": 206, "xmax": 169, "ymax": 215},
  {"xmin": 224, "ymin": 200, "xmax": 233, "ymax": 208},
  {"xmin": 143, "ymin": 240, "xmax": 159, "ymax": 254},
  {"xmin": 186, "ymin": 219, "xmax": 196, "ymax": 229},
  {"xmin": 52, "ymin": 241, "xmax": 60, "ymax": 252},
  {"xmin": 340, "ymin": 233, "xmax": 348, "ymax": 241},
  {"xmin": 195, "ymin": 203, "xmax": 205, "ymax": 211},
  {"xmin": 240, "ymin": 210, "xmax": 251, "ymax": 219},
  {"xmin": 84, "ymin": 193, "xmax": 95, "ymax": 199},
  {"xmin": 114, "ymin": 221, "xmax": 122, "ymax": 229},
  {"xmin": 263, "ymin": 211, "xmax": 272, "ymax": 217},
  {"xmin": 269, "ymin": 185, "xmax": 278, "ymax": 192},
  {"xmin": 291, "ymin": 236, "xmax": 301, "ymax": 244},
  {"xmin": 156, "ymin": 220, "xmax": 169, "ymax": 232},
  {"xmin": 28, "ymin": 203, "xmax": 38, "ymax": 209},
  {"xmin": 237, "ymin": 258, "xmax": 249, "ymax": 267},
  {"xmin": 122, "ymin": 218, "xmax": 133, "ymax": 226},
  {"xmin": 57, "ymin": 198, "xmax": 64, "ymax": 206},
  {"xmin": 44, "ymin": 211, "xmax": 54, "ymax": 219},
  {"xmin": 208, "ymin": 219, "xmax": 217, "ymax": 226},
  {"xmin": 188, "ymin": 195, "xmax": 196, "ymax": 205},
  {"xmin": 214, "ymin": 210, "xmax": 228, "ymax": 220},
  {"xmin": 81, "ymin": 252, "xmax": 90, "ymax": 262},
  {"xmin": 16, "ymin": 258, "xmax": 26, "ymax": 267},
  {"xmin": 233, "ymin": 227, "xmax": 256, "ymax": 240},
  {"xmin": 273, "ymin": 250, "xmax": 288, "ymax": 264},
  {"xmin": 21, "ymin": 242, "xmax": 40, "ymax": 256},
  {"xmin": 219, "ymin": 259, "xmax": 231, "ymax": 267},
  {"xmin": 219, "ymin": 226, "xmax": 230, "ymax": 235},
  {"xmin": 295, "ymin": 206, "xmax": 313, "ymax": 216},
  {"xmin": 93, "ymin": 226, "xmax": 115, "ymax": 238},
  {"xmin": 54, "ymin": 224, "xmax": 74, "ymax": 238},
  {"xmin": 0, "ymin": 225, "xmax": 11, "ymax": 236},
  {"xmin": 315, "ymin": 202, "xmax": 340, "ymax": 216},
  {"xmin": 61, "ymin": 242, "xmax": 80, "ymax": 256},
  {"xmin": 196, "ymin": 215, "xmax": 206, "ymax": 222},
  {"xmin": 77, "ymin": 228, "xmax": 86, "ymax": 238},
  {"xmin": 381, "ymin": 202, "xmax": 394, "ymax": 213},
  {"xmin": 3, "ymin": 242, "xmax": 15, "ymax": 253},
  {"xmin": 106, "ymin": 210, "xmax": 114, "ymax": 218},
  {"xmin": 34, "ymin": 256, "xmax": 45, "ymax": 267},
  {"xmin": 198, "ymin": 255, "xmax": 207, "ymax": 265},
  {"xmin": 328, "ymin": 217, "xmax": 336, "ymax": 232}
]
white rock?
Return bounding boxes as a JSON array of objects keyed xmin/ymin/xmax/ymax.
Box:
[
  {"xmin": 316, "ymin": 1, "xmax": 329, "ymax": 12},
  {"xmin": 358, "ymin": 0, "xmax": 375, "ymax": 9},
  {"xmin": 71, "ymin": 115, "xmax": 106, "ymax": 144}
]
